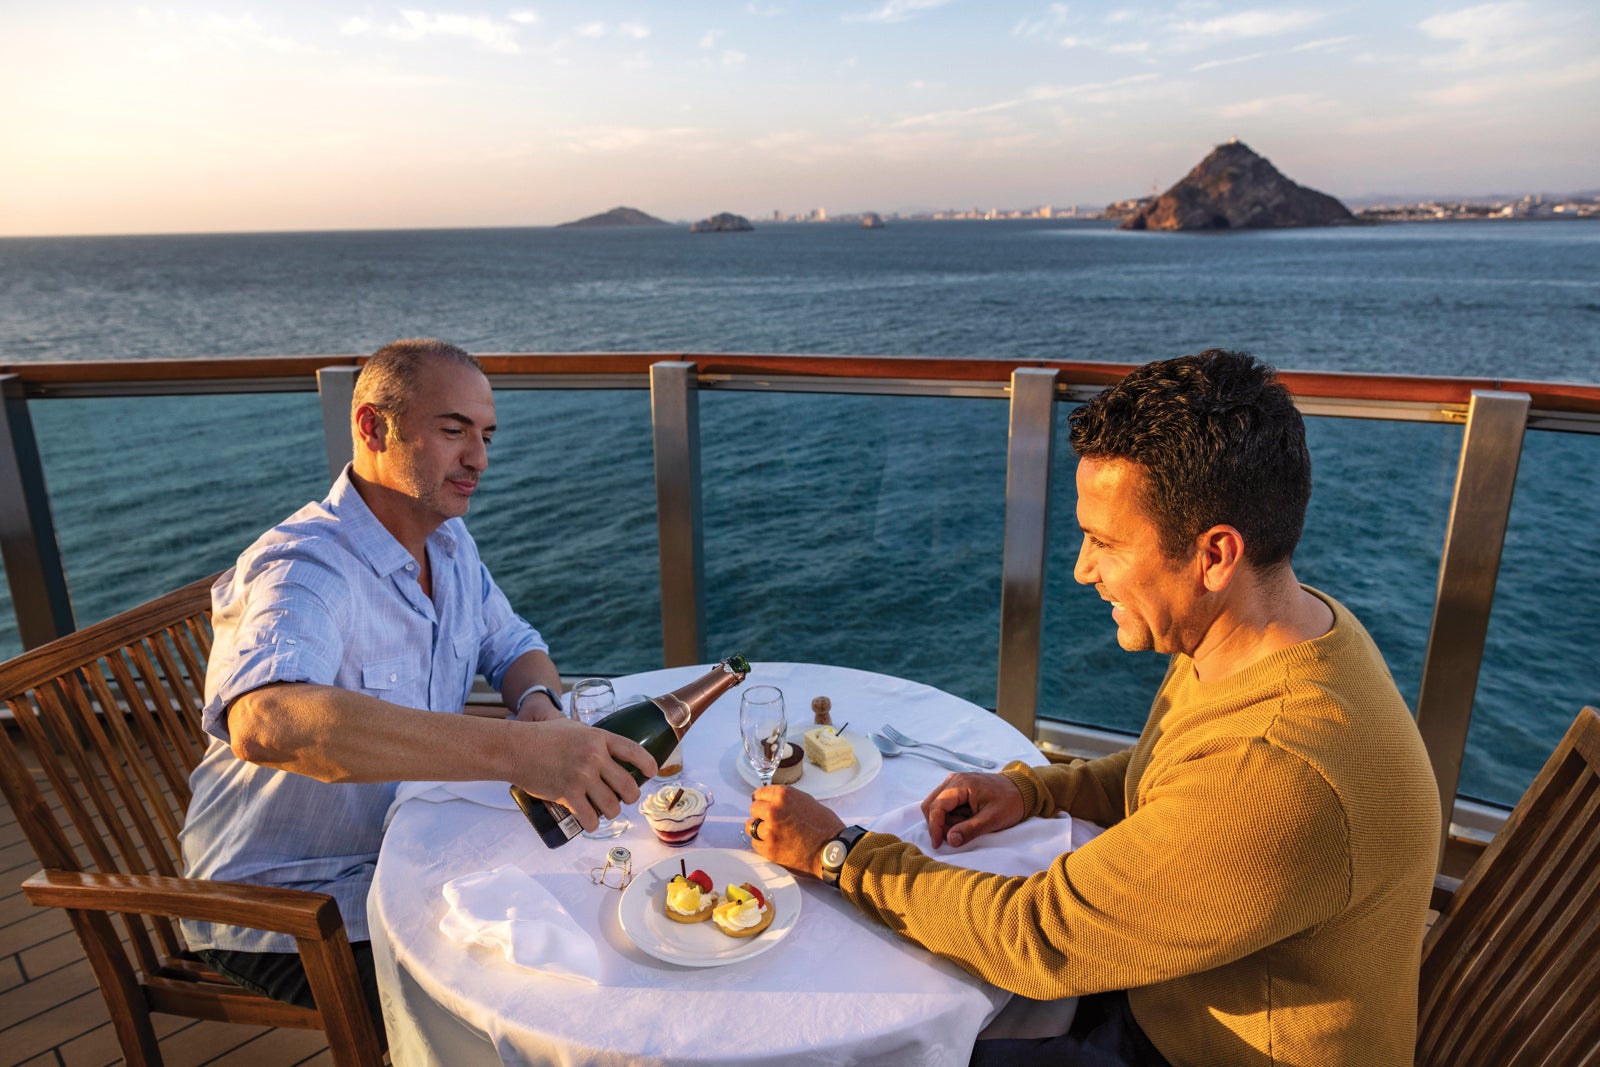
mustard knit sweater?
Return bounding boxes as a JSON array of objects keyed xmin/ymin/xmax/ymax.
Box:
[{"xmin": 841, "ymin": 589, "xmax": 1440, "ymax": 1066}]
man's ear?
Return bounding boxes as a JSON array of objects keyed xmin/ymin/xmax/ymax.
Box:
[
  {"xmin": 355, "ymin": 403, "xmax": 388, "ymax": 453},
  {"xmin": 1197, "ymin": 525, "xmax": 1245, "ymax": 593}
]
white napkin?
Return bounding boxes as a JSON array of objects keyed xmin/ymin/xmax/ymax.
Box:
[
  {"xmin": 385, "ymin": 779, "xmax": 519, "ymax": 830},
  {"xmin": 438, "ymin": 864, "xmax": 601, "ymax": 985},
  {"xmin": 866, "ymin": 801, "xmax": 1103, "ymax": 877}
]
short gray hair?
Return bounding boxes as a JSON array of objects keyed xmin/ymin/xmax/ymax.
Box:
[{"xmin": 351, "ymin": 338, "xmax": 483, "ymax": 443}]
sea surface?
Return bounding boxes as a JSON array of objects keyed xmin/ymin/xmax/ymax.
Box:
[{"xmin": 1, "ymin": 218, "xmax": 1596, "ymax": 807}]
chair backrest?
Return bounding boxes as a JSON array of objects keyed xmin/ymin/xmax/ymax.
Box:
[
  {"xmin": 1416, "ymin": 705, "xmax": 1600, "ymax": 1066},
  {"xmin": 0, "ymin": 573, "xmax": 220, "ymax": 977}
]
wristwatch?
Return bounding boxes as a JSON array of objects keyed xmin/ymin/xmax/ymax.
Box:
[
  {"xmin": 819, "ymin": 825, "xmax": 868, "ymax": 888},
  {"xmin": 514, "ymin": 684, "xmax": 563, "ymax": 716}
]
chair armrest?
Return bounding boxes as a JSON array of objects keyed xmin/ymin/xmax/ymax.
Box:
[
  {"xmin": 1430, "ymin": 873, "xmax": 1462, "ymax": 914},
  {"xmin": 23, "ymin": 869, "xmax": 346, "ymax": 941}
]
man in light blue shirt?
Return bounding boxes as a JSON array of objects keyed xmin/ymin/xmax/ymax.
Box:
[{"xmin": 180, "ymin": 338, "xmax": 655, "ymax": 1024}]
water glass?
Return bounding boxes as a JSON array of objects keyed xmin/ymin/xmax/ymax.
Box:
[{"xmin": 571, "ymin": 678, "xmax": 629, "ymax": 839}]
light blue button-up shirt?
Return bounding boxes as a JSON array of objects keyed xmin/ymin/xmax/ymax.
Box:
[{"xmin": 180, "ymin": 467, "xmax": 547, "ymax": 952}]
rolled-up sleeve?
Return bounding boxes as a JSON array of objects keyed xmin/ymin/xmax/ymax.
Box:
[
  {"xmin": 202, "ymin": 560, "xmax": 345, "ymax": 743},
  {"xmin": 472, "ymin": 561, "xmax": 547, "ymax": 690}
]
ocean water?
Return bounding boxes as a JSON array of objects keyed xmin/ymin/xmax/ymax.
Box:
[{"xmin": 1, "ymin": 218, "xmax": 1596, "ymax": 806}]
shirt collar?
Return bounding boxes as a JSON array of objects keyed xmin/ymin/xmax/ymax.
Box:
[{"xmin": 325, "ymin": 465, "xmax": 460, "ymax": 576}]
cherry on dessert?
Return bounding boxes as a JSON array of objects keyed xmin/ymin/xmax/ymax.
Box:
[
  {"xmin": 688, "ymin": 869, "xmax": 713, "ymax": 893},
  {"xmin": 744, "ymin": 882, "xmax": 766, "ymax": 909}
]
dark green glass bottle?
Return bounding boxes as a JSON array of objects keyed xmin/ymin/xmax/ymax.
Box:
[{"xmin": 512, "ymin": 655, "xmax": 751, "ymax": 848}]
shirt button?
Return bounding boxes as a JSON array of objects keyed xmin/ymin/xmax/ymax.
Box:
[
  {"xmin": 390, "ymin": 673, "xmax": 398, "ymax": 682},
  {"xmin": 406, "ymin": 562, "xmax": 416, "ymax": 571}
]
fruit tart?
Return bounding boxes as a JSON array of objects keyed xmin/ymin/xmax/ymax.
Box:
[
  {"xmin": 663, "ymin": 867, "xmax": 718, "ymax": 924},
  {"xmin": 712, "ymin": 881, "xmax": 774, "ymax": 938}
]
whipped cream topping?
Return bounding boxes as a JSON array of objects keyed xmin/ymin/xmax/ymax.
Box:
[
  {"xmin": 642, "ymin": 785, "xmax": 708, "ymax": 822},
  {"xmin": 714, "ymin": 898, "xmax": 767, "ymax": 930}
]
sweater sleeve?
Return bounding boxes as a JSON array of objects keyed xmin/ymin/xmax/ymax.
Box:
[
  {"xmin": 840, "ymin": 738, "xmax": 1352, "ymax": 999},
  {"xmin": 1003, "ymin": 749, "xmax": 1133, "ymax": 827}
]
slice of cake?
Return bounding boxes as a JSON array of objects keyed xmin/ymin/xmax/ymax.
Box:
[{"xmin": 803, "ymin": 726, "xmax": 856, "ymax": 772}]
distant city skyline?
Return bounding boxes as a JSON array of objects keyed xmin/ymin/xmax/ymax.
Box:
[{"xmin": 3, "ymin": 0, "xmax": 1596, "ymax": 236}]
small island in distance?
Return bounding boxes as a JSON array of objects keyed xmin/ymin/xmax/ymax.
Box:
[
  {"xmin": 557, "ymin": 206, "xmax": 668, "ymax": 228},
  {"xmin": 557, "ymin": 145, "xmax": 1597, "ymax": 233}
]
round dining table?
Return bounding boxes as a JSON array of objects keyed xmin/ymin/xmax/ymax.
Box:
[{"xmin": 368, "ymin": 661, "xmax": 1087, "ymax": 1066}]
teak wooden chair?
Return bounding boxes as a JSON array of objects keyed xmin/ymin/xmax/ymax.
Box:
[
  {"xmin": 1417, "ymin": 704, "xmax": 1600, "ymax": 1066},
  {"xmin": 0, "ymin": 573, "xmax": 385, "ymax": 1067}
]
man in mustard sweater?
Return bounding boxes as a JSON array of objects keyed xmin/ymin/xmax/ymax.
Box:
[{"xmin": 748, "ymin": 349, "xmax": 1441, "ymax": 1066}]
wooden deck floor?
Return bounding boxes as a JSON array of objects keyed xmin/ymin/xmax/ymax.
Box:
[{"xmin": 0, "ymin": 736, "xmax": 336, "ymax": 1067}]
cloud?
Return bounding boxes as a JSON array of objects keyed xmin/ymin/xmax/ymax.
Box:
[
  {"xmin": 577, "ymin": 21, "xmax": 607, "ymax": 38},
  {"xmin": 700, "ymin": 29, "xmax": 724, "ymax": 48},
  {"xmin": 1174, "ymin": 9, "xmax": 1325, "ymax": 40},
  {"xmin": 1418, "ymin": 2, "xmax": 1560, "ymax": 70},
  {"xmin": 844, "ymin": 0, "xmax": 954, "ymax": 25},
  {"xmin": 1013, "ymin": 3, "xmax": 1069, "ymax": 41},
  {"xmin": 563, "ymin": 126, "xmax": 706, "ymax": 154},
  {"xmin": 1217, "ymin": 92, "xmax": 1333, "ymax": 118},
  {"xmin": 347, "ymin": 10, "xmax": 525, "ymax": 54},
  {"xmin": 721, "ymin": 49, "xmax": 748, "ymax": 67},
  {"xmin": 892, "ymin": 73, "xmax": 1163, "ymax": 127},
  {"xmin": 1190, "ymin": 35, "xmax": 1355, "ymax": 72},
  {"xmin": 619, "ymin": 22, "xmax": 651, "ymax": 39},
  {"xmin": 509, "ymin": 10, "xmax": 539, "ymax": 25},
  {"xmin": 1421, "ymin": 55, "xmax": 1600, "ymax": 106}
]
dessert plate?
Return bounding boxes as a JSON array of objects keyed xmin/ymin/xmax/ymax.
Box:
[
  {"xmin": 732, "ymin": 729, "xmax": 883, "ymax": 800},
  {"xmin": 618, "ymin": 849, "xmax": 800, "ymax": 968}
]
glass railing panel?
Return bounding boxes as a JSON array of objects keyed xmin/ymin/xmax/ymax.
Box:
[
  {"xmin": 1466, "ymin": 426, "xmax": 1600, "ymax": 807},
  {"xmin": 27, "ymin": 394, "xmax": 328, "ymax": 632},
  {"xmin": 468, "ymin": 388, "xmax": 662, "ymax": 677},
  {"xmin": 699, "ymin": 390, "xmax": 1008, "ymax": 709},
  {"xmin": 1040, "ymin": 409, "xmax": 1461, "ymax": 739}
]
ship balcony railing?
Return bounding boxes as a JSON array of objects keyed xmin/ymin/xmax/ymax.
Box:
[{"xmin": 4, "ymin": 353, "xmax": 1599, "ymax": 859}]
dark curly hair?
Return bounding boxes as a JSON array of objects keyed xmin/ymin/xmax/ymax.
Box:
[{"xmin": 1068, "ymin": 349, "xmax": 1310, "ymax": 569}]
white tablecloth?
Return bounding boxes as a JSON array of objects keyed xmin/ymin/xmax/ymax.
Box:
[{"xmin": 370, "ymin": 662, "xmax": 1092, "ymax": 1067}]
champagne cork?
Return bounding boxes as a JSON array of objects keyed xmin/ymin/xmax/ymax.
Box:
[{"xmin": 811, "ymin": 695, "xmax": 833, "ymax": 726}]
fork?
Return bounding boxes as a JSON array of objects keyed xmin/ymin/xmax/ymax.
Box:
[{"xmin": 881, "ymin": 724, "xmax": 998, "ymax": 769}]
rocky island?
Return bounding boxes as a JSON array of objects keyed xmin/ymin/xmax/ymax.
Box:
[
  {"xmin": 1121, "ymin": 141, "xmax": 1354, "ymax": 231},
  {"xmin": 558, "ymin": 206, "xmax": 668, "ymax": 228},
  {"xmin": 690, "ymin": 212, "xmax": 754, "ymax": 233}
]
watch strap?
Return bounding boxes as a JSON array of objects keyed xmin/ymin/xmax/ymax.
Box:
[
  {"xmin": 512, "ymin": 684, "xmax": 563, "ymax": 717},
  {"xmin": 820, "ymin": 824, "xmax": 868, "ymax": 888}
]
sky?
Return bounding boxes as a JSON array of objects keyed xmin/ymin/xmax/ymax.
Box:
[{"xmin": 2, "ymin": 1, "xmax": 1596, "ymax": 236}]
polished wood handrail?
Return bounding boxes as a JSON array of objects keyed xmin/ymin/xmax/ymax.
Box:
[{"xmin": 5, "ymin": 352, "xmax": 1599, "ymax": 415}]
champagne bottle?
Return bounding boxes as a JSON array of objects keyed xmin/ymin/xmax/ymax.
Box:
[{"xmin": 511, "ymin": 655, "xmax": 751, "ymax": 848}]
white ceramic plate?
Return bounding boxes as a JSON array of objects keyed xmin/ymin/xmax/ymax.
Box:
[
  {"xmin": 733, "ymin": 729, "xmax": 883, "ymax": 800},
  {"xmin": 617, "ymin": 849, "xmax": 800, "ymax": 968}
]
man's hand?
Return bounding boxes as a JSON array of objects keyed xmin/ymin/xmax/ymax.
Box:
[
  {"xmin": 920, "ymin": 771, "xmax": 1027, "ymax": 848},
  {"xmin": 508, "ymin": 718, "xmax": 658, "ymax": 832},
  {"xmin": 747, "ymin": 785, "xmax": 845, "ymax": 878}
]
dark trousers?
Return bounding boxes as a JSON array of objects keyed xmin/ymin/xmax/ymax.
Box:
[
  {"xmin": 198, "ymin": 942, "xmax": 386, "ymax": 1038},
  {"xmin": 971, "ymin": 991, "xmax": 1171, "ymax": 1067}
]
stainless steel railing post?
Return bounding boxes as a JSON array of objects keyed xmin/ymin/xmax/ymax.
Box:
[
  {"xmin": 996, "ymin": 368, "xmax": 1060, "ymax": 736},
  {"xmin": 1415, "ymin": 389, "xmax": 1529, "ymax": 860},
  {"xmin": 650, "ymin": 362, "xmax": 706, "ymax": 667},
  {"xmin": 316, "ymin": 366, "xmax": 357, "ymax": 481}
]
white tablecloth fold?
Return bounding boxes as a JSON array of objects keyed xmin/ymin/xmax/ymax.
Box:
[
  {"xmin": 438, "ymin": 865, "xmax": 601, "ymax": 985},
  {"xmin": 384, "ymin": 779, "xmax": 517, "ymax": 830}
]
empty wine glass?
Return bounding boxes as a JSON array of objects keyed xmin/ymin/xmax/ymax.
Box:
[
  {"xmin": 570, "ymin": 677, "xmax": 629, "ymax": 839},
  {"xmin": 739, "ymin": 685, "xmax": 786, "ymax": 845}
]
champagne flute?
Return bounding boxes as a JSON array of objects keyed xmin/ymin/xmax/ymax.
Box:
[
  {"xmin": 739, "ymin": 685, "xmax": 786, "ymax": 844},
  {"xmin": 570, "ymin": 678, "xmax": 630, "ymax": 838}
]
